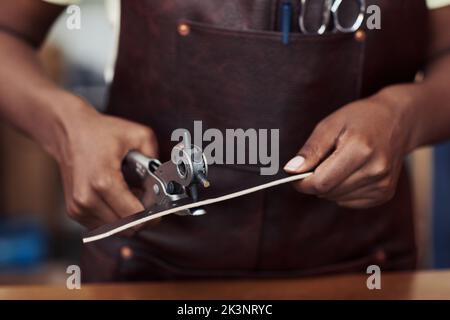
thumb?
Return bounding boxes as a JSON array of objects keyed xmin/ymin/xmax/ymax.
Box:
[
  {"xmin": 134, "ymin": 127, "xmax": 159, "ymax": 159},
  {"xmin": 284, "ymin": 122, "xmax": 338, "ymax": 173},
  {"xmin": 139, "ymin": 137, "xmax": 158, "ymax": 159}
]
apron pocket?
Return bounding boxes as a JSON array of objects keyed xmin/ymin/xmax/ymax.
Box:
[{"xmin": 174, "ymin": 19, "xmax": 366, "ymax": 164}]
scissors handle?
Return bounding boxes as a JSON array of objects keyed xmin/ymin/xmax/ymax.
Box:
[
  {"xmin": 298, "ymin": 0, "xmax": 366, "ymax": 35},
  {"xmin": 298, "ymin": 0, "xmax": 332, "ymax": 35},
  {"xmin": 331, "ymin": 0, "xmax": 366, "ymax": 33}
]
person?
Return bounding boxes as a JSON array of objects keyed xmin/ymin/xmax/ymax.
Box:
[{"xmin": 0, "ymin": 0, "xmax": 449, "ymax": 281}]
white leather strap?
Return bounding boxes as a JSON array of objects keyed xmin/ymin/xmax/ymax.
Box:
[{"xmin": 83, "ymin": 172, "xmax": 313, "ymax": 243}]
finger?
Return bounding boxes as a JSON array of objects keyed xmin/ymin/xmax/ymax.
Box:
[
  {"xmin": 337, "ymin": 198, "xmax": 384, "ymax": 209},
  {"xmin": 97, "ymin": 172, "xmax": 145, "ymax": 218},
  {"xmin": 333, "ymin": 178, "xmax": 394, "ymax": 203},
  {"xmin": 324, "ymin": 184, "xmax": 380, "ymax": 202},
  {"xmin": 90, "ymin": 196, "xmax": 121, "ymax": 223},
  {"xmin": 319, "ymin": 167, "xmax": 383, "ymax": 200},
  {"xmin": 294, "ymin": 141, "xmax": 370, "ymax": 195},
  {"xmin": 132, "ymin": 126, "xmax": 159, "ymax": 158},
  {"xmin": 74, "ymin": 214, "xmax": 105, "ymax": 230},
  {"xmin": 139, "ymin": 135, "xmax": 158, "ymax": 158},
  {"xmin": 70, "ymin": 184, "xmax": 120, "ymax": 227},
  {"xmin": 76, "ymin": 202, "xmax": 120, "ymax": 230},
  {"xmin": 284, "ymin": 120, "xmax": 339, "ymax": 173},
  {"xmin": 67, "ymin": 194, "xmax": 117, "ymax": 229}
]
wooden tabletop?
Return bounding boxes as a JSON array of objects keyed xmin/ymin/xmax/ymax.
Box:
[{"xmin": 0, "ymin": 270, "xmax": 449, "ymax": 300}]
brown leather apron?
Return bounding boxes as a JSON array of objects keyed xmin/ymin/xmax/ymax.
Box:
[{"xmin": 81, "ymin": 0, "xmax": 428, "ymax": 282}]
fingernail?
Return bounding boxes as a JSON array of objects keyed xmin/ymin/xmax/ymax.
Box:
[{"xmin": 284, "ymin": 156, "xmax": 305, "ymax": 172}]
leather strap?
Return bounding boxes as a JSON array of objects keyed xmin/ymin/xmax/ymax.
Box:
[{"xmin": 83, "ymin": 172, "xmax": 312, "ymax": 243}]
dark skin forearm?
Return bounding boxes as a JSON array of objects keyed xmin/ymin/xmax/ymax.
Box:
[
  {"xmin": 0, "ymin": 1, "xmax": 158, "ymax": 228},
  {"xmin": 378, "ymin": 6, "xmax": 450, "ymax": 151},
  {"xmin": 375, "ymin": 55, "xmax": 450, "ymax": 154},
  {"xmin": 0, "ymin": 1, "xmax": 68, "ymax": 157},
  {"xmin": 0, "ymin": 30, "xmax": 75, "ymax": 158},
  {"xmin": 420, "ymin": 55, "xmax": 450, "ymax": 145}
]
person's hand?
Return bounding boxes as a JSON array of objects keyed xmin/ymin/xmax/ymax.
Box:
[
  {"xmin": 51, "ymin": 98, "xmax": 158, "ymax": 229},
  {"xmin": 284, "ymin": 93, "xmax": 414, "ymax": 209}
]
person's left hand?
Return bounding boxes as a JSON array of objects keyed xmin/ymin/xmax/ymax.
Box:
[{"xmin": 284, "ymin": 93, "xmax": 414, "ymax": 209}]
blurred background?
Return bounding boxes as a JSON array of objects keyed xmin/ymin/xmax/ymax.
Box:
[
  {"xmin": 0, "ymin": 0, "xmax": 119, "ymax": 284},
  {"xmin": 0, "ymin": 0, "xmax": 448, "ymax": 285}
]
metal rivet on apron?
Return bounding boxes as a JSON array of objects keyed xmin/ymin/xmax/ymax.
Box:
[
  {"xmin": 178, "ymin": 23, "xmax": 190, "ymax": 36},
  {"xmin": 354, "ymin": 30, "xmax": 366, "ymax": 42},
  {"xmin": 120, "ymin": 246, "xmax": 133, "ymax": 260},
  {"xmin": 374, "ymin": 249, "xmax": 386, "ymax": 264}
]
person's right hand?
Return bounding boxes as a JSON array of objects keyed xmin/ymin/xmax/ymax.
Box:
[{"xmin": 50, "ymin": 98, "xmax": 158, "ymax": 229}]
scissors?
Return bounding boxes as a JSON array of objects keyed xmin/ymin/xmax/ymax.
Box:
[{"xmin": 298, "ymin": 0, "xmax": 366, "ymax": 35}]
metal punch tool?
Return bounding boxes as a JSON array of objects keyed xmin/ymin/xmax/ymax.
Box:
[{"xmin": 122, "ymin": 140, "xmax": 210, "ymax": 217}]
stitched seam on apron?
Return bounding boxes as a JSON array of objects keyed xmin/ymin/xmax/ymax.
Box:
[
  {"xmin": 254, "ymin": 189, "xmax": 270, "ymax": 270},
  {"xmin": 269, "ymin": 0, "xmax": 278, "ymax": 30},
  {"xmin": 356, "ymin": 28, "xmax": 367, "ymax": 99},
  {"xmin": 181, "ymin": 19, "xmax": 354, "ymax": 41}
]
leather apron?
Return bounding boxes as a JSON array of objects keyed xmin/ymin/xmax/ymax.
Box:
[{"xmin": 81, "ymin": 0, "xmax": 428, "ymax": 282}]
